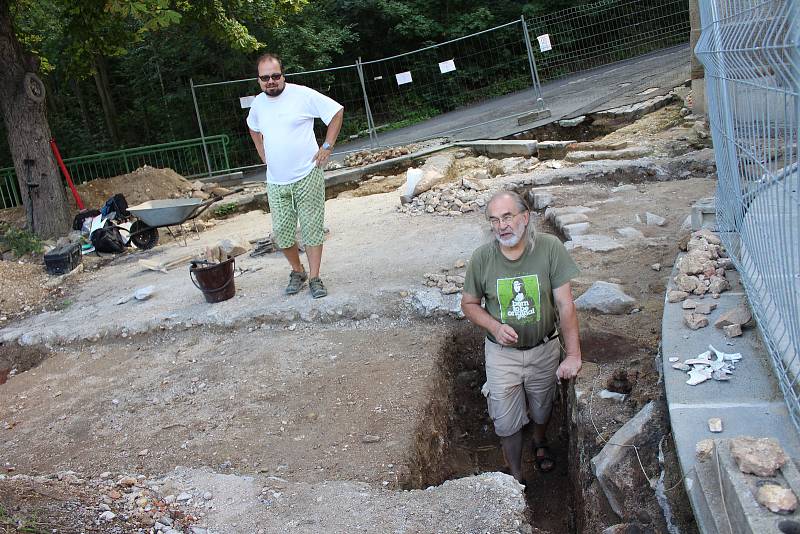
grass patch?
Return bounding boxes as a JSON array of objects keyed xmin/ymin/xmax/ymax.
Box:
[
  {"xmin": 0, "ymin": 223, "xmax": 43, "ymax": 256},
  {"xmin": 212, "ymin": 202, "xmax": 238, "ymax": 218},
  {"xmin": 0, "ymin": 503, "xmax": 48, "ymax": 534}
]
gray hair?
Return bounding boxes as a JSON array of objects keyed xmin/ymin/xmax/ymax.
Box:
[{"xmin": 486, "ymin": 190, "xmax": 536, "ymax": 242}]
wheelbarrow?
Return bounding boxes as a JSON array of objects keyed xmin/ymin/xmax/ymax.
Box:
[{"xmin": 124, "ymin": 187, "xmax": 244, "ymax": 250}]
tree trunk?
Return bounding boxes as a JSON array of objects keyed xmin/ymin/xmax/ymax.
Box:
[
  {"xmin": 0, "ymin": 0, "xmax": 71, "ymax": 238},
  {"xmin": 93, "ymin": 55, "xmax": 120, "ymax": 147},
  {"xmin": 70, "ymin": 78, "xmax": 92, "ymax": 133}
]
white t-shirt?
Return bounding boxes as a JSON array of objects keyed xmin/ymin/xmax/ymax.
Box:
[{"xmin": 246, "ymin": 84, "xmax": 343, "ymax": 184}]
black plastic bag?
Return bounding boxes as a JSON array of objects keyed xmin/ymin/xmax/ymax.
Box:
[{"xmin": 91, "ymin": 226, "xmax": 127, "ymax": 253}]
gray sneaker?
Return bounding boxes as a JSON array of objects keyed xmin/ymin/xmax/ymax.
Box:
[
  {"xmin": 309, "ymin": 277, "xmax": 328, "ymax": 299},
  {"xmin": 285, "ymin": 270, "xmax": 308, "ymax": 295}
]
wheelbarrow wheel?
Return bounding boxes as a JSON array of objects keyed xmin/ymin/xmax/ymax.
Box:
[{"xmin": 130, "ymin": 220, "xmax": 159, "ymax": 250}]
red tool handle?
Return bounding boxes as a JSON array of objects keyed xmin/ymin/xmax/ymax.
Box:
[{"xmin": 50, "ymin": 138, "xmax": 84, "ymax": 210}]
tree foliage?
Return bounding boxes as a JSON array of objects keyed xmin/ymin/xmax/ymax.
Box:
[{"xmin": 0, "ymin": 0, "xmax": 593, "ymax": 177}]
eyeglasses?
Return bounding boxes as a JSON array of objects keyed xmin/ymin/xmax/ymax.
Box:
[
  {"xmin": 488, "ymin": 212, "xmax": 523, "ymax": 227},
  {"xmin": 258, "ymin": 73, "xmax": 283, "ymax": 82}
]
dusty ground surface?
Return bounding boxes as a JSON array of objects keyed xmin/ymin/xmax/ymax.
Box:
[{"xmin": 0, "ymin": 104, "xmax": 713, "ymax": 532}]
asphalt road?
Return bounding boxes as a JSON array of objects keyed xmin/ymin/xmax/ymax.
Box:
[{"xmin": 335, "ymin": 44, "xmax": 690, "ymax": 152}]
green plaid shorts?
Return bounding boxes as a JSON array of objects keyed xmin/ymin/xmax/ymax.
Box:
[{"xmin": 267, "ymin": 166, "xmax": 325, "ymax": 249}]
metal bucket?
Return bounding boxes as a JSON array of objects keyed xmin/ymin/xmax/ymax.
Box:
[{"xmin": 190, "ymin": 256, "xmax": 236, "ymax": 303}]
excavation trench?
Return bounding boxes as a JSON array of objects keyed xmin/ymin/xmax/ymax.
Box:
[
  {"xmin": 403, "ymin": 316, "xmax": 695, "ymax": 533},
  {"xmin": 405, "ymin": 322, "xmax": 578, "ymax": 534}
]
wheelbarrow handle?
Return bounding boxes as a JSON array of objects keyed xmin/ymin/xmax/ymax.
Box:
[{"xmin": 188, "ymin": 187, "xmax": 247, "ymax": 220}]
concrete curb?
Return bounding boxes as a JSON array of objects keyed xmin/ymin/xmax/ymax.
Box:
[{"xmin": 661, "ymin": 246, "xmax": 800, "ymax": 533}]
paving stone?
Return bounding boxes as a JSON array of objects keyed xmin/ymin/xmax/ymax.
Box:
[
  {"xmin": 616, "ymin": 227, "xmax": 644, "ymax": 239},
  {"xmin": 565, "ymin": 235, "xmax": 624, "ymax": 252},
  {"xmin": 555, "ymin": 213, "xmax": 590, "ymax": 229},
  {"xmin": 563, "ymin": 223, "xmax": 591, "ymax": 239}
]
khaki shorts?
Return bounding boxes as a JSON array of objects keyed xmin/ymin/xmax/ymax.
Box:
[{"xmin": 482, "ymin": 337, "xmax": 561, "ymax": 437}]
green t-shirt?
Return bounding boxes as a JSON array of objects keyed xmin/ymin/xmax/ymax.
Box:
[{"xmin": 463, "ymin": 233, "xmax": 580, "ymax": 348}]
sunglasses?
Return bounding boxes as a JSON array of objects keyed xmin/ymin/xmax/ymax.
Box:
[{"xmin": 258, "ymin": 73, "xmax": 283, "ymax": 82}]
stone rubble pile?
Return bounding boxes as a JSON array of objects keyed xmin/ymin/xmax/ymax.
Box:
[
  {"xmin": 344, "ymin": 146, "xmax": 411, "ymax": 167},
  {"xmin": 422, "ymin": 259, "xmax": 468, "ymax": 296},
  {"xmin": 398, "ymin": 178, "xmax": 493, "ymax": 216},
  {"xmin": 0, "ymin": 470, "xmax": 212, "ymax": 533},
  {"xmin": 670, "ymin": 344, "xmax": 742, "ymax": 385},
  {"xmin": 667, "ymin": 229, "xmax": 734, "ymax": 319}
]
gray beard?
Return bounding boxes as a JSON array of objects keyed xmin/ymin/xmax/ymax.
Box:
[{"xmin": 496, "ymin": 232, "xmax": 522, "ymax": 247}]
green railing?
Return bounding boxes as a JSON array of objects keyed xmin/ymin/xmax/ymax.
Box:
[
  {"xmin": 0, "ymin": 167, "xmax": 22, "ymax": 210},
  {"xmin": 0, "ymin": 135, "xmax": 230, "ymax": 210}
]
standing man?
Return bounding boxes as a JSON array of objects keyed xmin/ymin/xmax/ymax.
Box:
[
  {"xmin": 461, "ymin": 191, "xmax": 582, "ymax": 483},
  {"xmin": 247, "ymin": 53, "xmax": 344, "ymax": 298}
]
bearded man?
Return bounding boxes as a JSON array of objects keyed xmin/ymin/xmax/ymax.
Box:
[
  {"xmin": 461, "ymin": 191, "xmax": 583, "ymax": 482},
  {"xmin": 247, "ymin": 53, "xmax": 344, "ymax": 298}
]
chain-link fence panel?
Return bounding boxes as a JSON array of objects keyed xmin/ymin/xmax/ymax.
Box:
[
  {"xmin": 526, "ymin": 0, "xmax": 690, "ymax": 82},
  {"xmin": 360, "ymin": 20, "xmax": 534, "ymax": 135},
  {"xmin": 696, "ymin": 0, "xmax": 800, "ymax": 429}
]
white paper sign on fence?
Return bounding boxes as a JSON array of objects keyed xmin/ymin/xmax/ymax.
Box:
[
  {"xmin": 395, "ymin": 71, "xmax": 413, "ymax": 85},
  {"xmin": 239, "ymin": 95, "xmax": 256, "ymax": 109},
  {"xmin": 537, "ymin": 34, "xmax": 552, "ymax": 52},
  {"xmin": 438, "ymin": 59, "xmax": 456, "ymax": 74}
]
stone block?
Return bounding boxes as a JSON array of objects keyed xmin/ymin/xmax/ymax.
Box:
[
  {"xmin": 691, "ymin": 197, "xmax": 717, "ymax": 231},
  {"xmin": 565, "ymin": 235, "xmax": 624, "ymax": 252},
  {"xmin": 575, "ymin": 281, "xmax": 636, "ymax": 314},
  {"xmin": 617, "ymin": 227, "xmax": 644, "ymax": 239},
  {"xmin": 563, "ymin": 223, "xmax": 591, "ymax": 240},
  {"xmin": 591, "ymin": 402, "xmax": 657, "ymax": 518},
  {"xmin": 533, "ymin": 192, "xmax": 552, "ymax": 210}
]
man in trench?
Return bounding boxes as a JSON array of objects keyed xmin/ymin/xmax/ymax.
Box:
[
  {"xmin": 461, "ymin": 190, "xmax": 583, "ymax": 482},
  {"xmin": 247, "ymin": 53, "xmax": 344, "ymax": 298}
]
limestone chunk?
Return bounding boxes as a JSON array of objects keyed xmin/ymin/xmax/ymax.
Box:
[
  {"xmin": 757, "ymin": 484, "xmax": 798, "ymax": 514},
  {"xmin": 730, "ymin": 436, "xmax": 787, "ymax": 477}
]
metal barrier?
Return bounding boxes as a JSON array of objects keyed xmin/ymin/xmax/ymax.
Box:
[
  {"xmin": 695, "ymin": 0, "xmax": 800, "ymax": 429},
  {"xmin": 191, "ymin": 0, "xmax": 690, "ymax": 175},
  {"xmin": 0, "ymin": 135, "xmax": 230, "ymax": 209},
  {"xmin": 191, "ymin": 17, "xmax": 545, "ymax": 174},
  {"xmin": 525, "ymin": 0, "xmax": 690, "ymax": 82}
]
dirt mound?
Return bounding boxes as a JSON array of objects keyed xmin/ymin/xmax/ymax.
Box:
[
  {"xmin": 76, "ymin": 165, "xmax": 193, "ymax": 210},
  {"xmin": 0, "ymin": 261, "xmax": 51, "ymax": 323}
]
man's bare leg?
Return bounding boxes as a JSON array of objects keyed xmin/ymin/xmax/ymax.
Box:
[
  {"xmin": 281, "ymin": 244, "xmax": 305, "ymax": 273},
  {"xmin": 305, "ymin": 244, "xmax": 323, "ymax": 279},
  {"xmin": 500, "ymin": 430, "xmax": 524, "ymax": 483}
]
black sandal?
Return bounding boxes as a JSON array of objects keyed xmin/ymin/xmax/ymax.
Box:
[{"xmin": 533, "ymin": 441, "xmax": 555, "ymax": 472}]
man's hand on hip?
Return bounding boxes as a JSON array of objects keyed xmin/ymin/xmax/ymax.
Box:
[
  {"xmin": 556, "ymin": 356, "xmax": 582, "ymax": 380},
  {"xmin": 494, "ymin": 324, "xmax": 519, "ymax": 346},
  {"xmin": 313, "ymin": 147, "xmax": 332, "ymax": 168}
]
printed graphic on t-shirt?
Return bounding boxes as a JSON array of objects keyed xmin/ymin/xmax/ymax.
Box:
[{"xmin": 497, "ymin": 275, "xmax": 541, "ymax": 325}]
